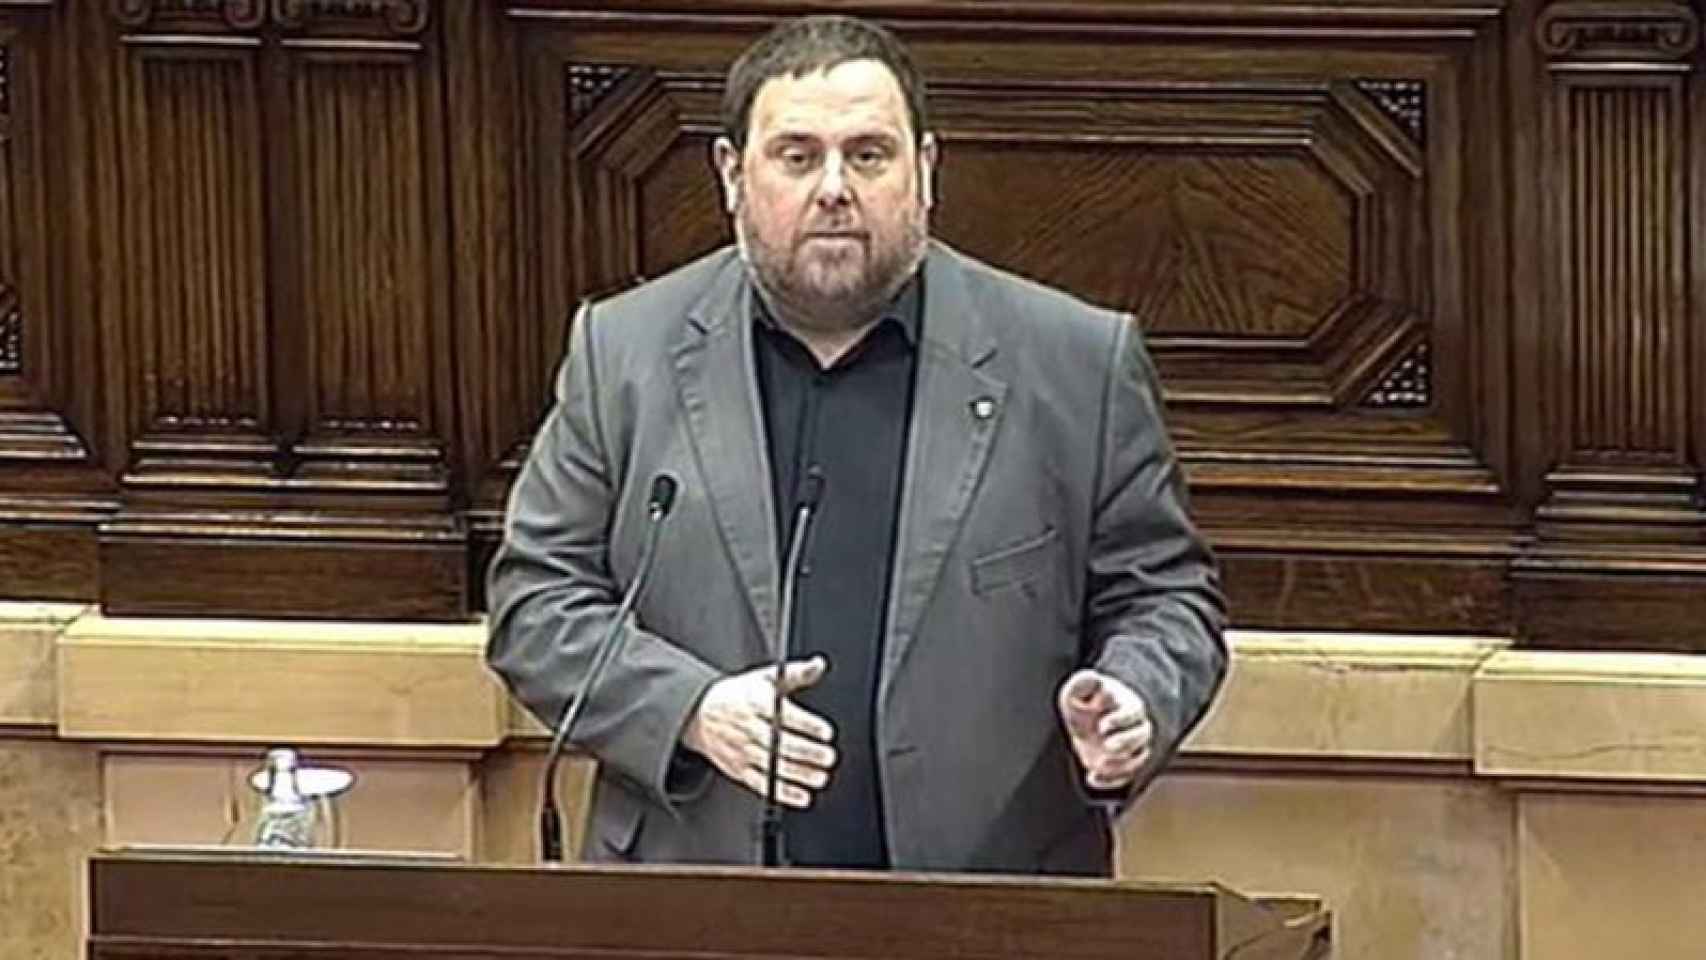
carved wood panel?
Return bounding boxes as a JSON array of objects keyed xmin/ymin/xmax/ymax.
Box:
[
  {"xmin": 286, "ymin": 54, "xmax": 447, "ymax": 445},
  {"xmin": 0, "ymin": 17, "xmax": 85, "ymax": 461},
  {"xmin": 95, "ymin": 0, "xmax": 464, "ymax": 619},
  {"xmin": 927, "ymin": 80, "xmax": 1430, "ymax": 418},
  {"xmin": 120, "ymin": 45, "xmax": 269, "ymax": 439},
  {"xmin": 1515, "ymin": 0, "xmax": 1706, "ymax": 649},
  {"xmin": 0, "ymin": 3, "xmax": 109, "ymax": 601}
]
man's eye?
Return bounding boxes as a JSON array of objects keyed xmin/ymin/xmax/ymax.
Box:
[
  {"xmin": 780, "ymin": 149, "xmax": 814, "ymax": 170},
  {"xmin": 852, "ymin": 148, "xmax": 888, "ymax": 170}
]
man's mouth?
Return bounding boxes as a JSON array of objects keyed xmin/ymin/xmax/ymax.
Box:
[{"xmin": 801, "ymin": 232, "xmax": 866, "ymax": 252}]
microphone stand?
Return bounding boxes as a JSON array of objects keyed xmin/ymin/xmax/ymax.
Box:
[
  {"xmin": 538, "ymin": 474, "xmax": 678, "ymax": 863},
  {"xmin": 761, "ymin": 470, "xmax": 824, "ymax": 868}
]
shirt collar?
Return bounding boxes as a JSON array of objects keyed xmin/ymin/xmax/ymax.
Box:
[{"xmin": 751, "ymin": 267, "xmax": 924, "ymax": 346}]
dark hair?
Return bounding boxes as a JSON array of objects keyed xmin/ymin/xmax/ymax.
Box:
[{"xmin": 721, "ymin": 16, "xmax": 929, "ymax": 150}]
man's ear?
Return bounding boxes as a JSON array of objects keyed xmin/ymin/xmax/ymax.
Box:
[
  {"xmin": 712, "ymin": 137, "xmax": 742, "ymax": 214},
  {"xmin": 919, "ymin": 132, "xmax": 940, "ymax": 211}
]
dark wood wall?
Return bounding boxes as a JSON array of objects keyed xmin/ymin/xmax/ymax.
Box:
[{"xmin": 0, "ymin": 0, "xmax": 1701, "ymax": 649}]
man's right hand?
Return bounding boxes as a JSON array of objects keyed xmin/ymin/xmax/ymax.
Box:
[{"xmin": 681, "ymin": 656, "xmax": 837, "ymax": 809}]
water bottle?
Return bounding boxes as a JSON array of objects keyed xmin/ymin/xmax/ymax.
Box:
[{"xmin": 254, "ymin": 747, "xmax": 316, "ymax": 849}]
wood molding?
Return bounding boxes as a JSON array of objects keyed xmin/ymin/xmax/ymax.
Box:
[
  {"xmin": 1536, "ymin": 0, "xmax": 1700, "ymax": 65},
  {"xmin": 111, "ymin": 0, "xmax": 429, "ymax": 34},
  {"xmin": 506, "ymin": 0, "xmax": 1505, "ymax": 34}
]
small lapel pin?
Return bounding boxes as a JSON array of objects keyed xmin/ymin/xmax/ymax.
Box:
[{"xmin": 970, "ymin": 396, "xmax": 997, "ymax": 420}]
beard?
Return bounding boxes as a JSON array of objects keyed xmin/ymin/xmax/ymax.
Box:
[{"xmin": 736, "ymin": 201, "xmax": 928, "ymax": 335}]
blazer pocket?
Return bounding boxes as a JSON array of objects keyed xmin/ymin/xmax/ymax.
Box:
[{"xmin": 970, "ymin": 526, "xmax": 1061, "ymax": 596}]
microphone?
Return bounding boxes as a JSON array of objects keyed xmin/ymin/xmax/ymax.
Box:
[
  {"xmin": 761, "ymin": 467, "xmax": 825, "ymax": 867},
  {"xmin": 539, "ymin": 472, "xmax": 679, "ymax": 863}
]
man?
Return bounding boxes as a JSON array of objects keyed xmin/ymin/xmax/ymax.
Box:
[{"xmin": 487, "ymin": 15, "xmax": 1225, "ymax": 875}]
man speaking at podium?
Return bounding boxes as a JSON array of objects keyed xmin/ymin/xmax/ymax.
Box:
[{"xmin": 487, "ymin": 15, "xmax": 1226, "ymax": 876}]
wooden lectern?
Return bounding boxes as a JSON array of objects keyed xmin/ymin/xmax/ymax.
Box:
[{"xmin": 88, "ymin": 849, "xmax": 1327, "ymax": 959}]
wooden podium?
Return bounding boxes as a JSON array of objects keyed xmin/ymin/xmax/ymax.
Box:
[{"xmin": 88, "ymin": 849, "xmax": 1327, "ymax": 959}]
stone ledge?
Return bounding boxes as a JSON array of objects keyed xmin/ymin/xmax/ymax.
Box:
[
  {"xmin": 0, "ymin": 602, "xmax": 89, "ymax": 725},
  {"xmin": 1184, "ymin": 630, "xmax": 1507, "ymax": 761},
  {"xmin": 55, "ymin": 613, "xmax": 505, "ymax": 747},
  {"xmin": 1475, "ymin": 650, "xmax": 1706, "ymax": 782},
  {"xmin": 10, "ymin": 606, "xmax": 1706, "ymax": 785}
]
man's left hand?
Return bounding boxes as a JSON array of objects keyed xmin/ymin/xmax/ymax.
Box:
[{"xmin": 1057, "ymin": 670, "xmax": 1153, "ymax": 791}]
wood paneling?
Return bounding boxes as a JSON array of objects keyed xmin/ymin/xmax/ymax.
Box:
[
  {"xmin": 90, "ymin": 0, "xmax": 464, "ymax": 620},
  {"xmin": 0, "ymin": 2, "xmax": 112, "ymax": 604},
  {"xmin": 0, "ymin": 0, "xmax": 1696, "ymax": 647},
  {"xmin": 1513, "ymin": 0, "xmax": 1706, "ymax": 649}
]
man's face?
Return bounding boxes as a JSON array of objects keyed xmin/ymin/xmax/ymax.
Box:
[{"xmin": 718, "ymin": 59, "xmax": 936, "ymax": 329}]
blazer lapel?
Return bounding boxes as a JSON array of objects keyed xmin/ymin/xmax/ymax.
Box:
[
  {"xmin": 882, "ymin": 244, "xmax": 1008, "ymax": 697},
  {"xmin": 672, "ymin": 260, "xmax": 782, "ymax": 654}
]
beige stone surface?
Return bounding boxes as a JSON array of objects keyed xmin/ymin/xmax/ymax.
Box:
[
  {"xmin": 1189, "ymin": 631, "xmax": 1505, "ymax": 760},
  {"xmin": 1519, "ymin": 792, "xmax": 1706, "ymax": 958},
  {"xmin": 477, "ymin": 748, "xmax": 596, "ymax": 863},
  {"xmin": 1475, "ymin": 650, "xmax": 1706, "ymax": 781},
  {"xmin": 59, "ymin": 615, "xmax": 506, "ymax": 746},
  {"xmin": 0, "ymin": 738, "xmax": 102, "ymax": 960},
  {"xmin": 104, "ymin": 752, "xmax": 480, "ymax": 856},
  {"xmin": 1118, "ymin": 770, "xmax": 1515, "ymax": 960},
  {"xmin": 61, "ymin": 614, "xmax": 484, "ymax": 646},
  {"xmin": 0, "ymin": 604, "xmax": 88, "ymax": 726},
  {"xmin": 506, "ymin": 698, "xmax": 550, "ymax": 739}
]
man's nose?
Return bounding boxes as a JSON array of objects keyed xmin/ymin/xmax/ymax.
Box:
[{"xmin": 813, "ymin": 153, "xmax": 852, "ymax": 208}]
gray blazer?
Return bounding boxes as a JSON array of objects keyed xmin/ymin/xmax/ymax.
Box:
[{"xmin": 487, "ymin": 242, "xmax": 1226, "ymax": 875}]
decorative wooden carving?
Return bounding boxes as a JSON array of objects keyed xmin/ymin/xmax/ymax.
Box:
[
  {"xmin": 1515, "ymin": 0, "xmax": 1706, "ymax": 649},
  {"xmin": 1535, "ymin": 0, "xmax": 1699, "ymax": 61},
  {"xmin": 567, "ymin": 62, "xmax": 633, "ymax": 123},
  {"xmin": 1354, "ymin": 78, "xmax": 1426, "ymax": 144},
  {"xmin": 0, "ymin": 288, "xmax": 18, "ymax": 375},
  {"xmin": 273, "ymin": 0, "xmax": 429, "ymax": 35},
  {"xmin": 1362, "ymin": 341, "xmax": 1431, "ymax": 408},
  {"xmin": 111, "ymin": 0, "xmax": 267, "ymax": 30},
  {"xmin": 111, "ymin": 0, "xmax": 427, "ymax": 33},
  {"xmin": 90, "ymin": 8, "xmax": 463, "ymax": 619}
]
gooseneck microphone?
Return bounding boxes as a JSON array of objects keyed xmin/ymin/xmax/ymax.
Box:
[
  {"xmin": 761, "ymin": 468, "xmax": 825, "ymax": 868},
  {"xmin": 539, "ymin": 472, "xmax": 679, "ymax": 863}
]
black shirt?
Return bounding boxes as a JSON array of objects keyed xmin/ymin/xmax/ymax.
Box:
[{"xmin": 752, "ymin": 274, "xmax": 922, "ymax": 869}]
